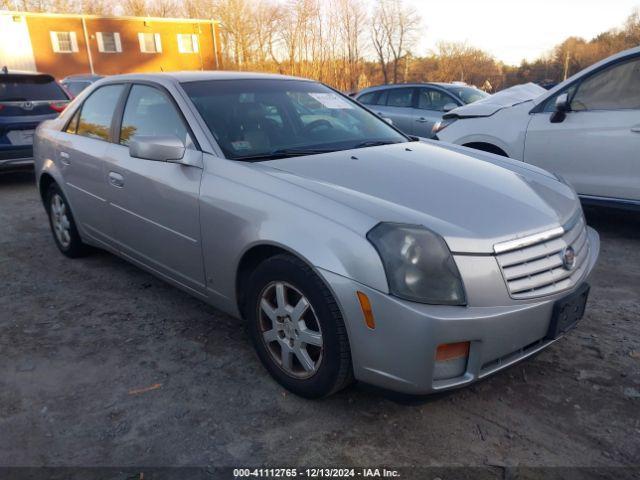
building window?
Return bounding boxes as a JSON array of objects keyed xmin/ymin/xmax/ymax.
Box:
[
  {"xmin": 97, "ymin": 32, "xmax": 122, "ymax": 53},
  {"xmin": 50, "ymin": 31, "xmax": 79, "ymax": 53},
  {"xmin": 177, "ymin": 34, "xmax": 199, "ymax": 54},
  {"xmin": 138, "ymin": 33, "xmax": 162, "ymax": 53}
]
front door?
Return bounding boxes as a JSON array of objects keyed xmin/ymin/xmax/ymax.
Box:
[
  {"xmin": 414, "ymin": 88, "xmax": 460, "ymax": 138},
  {"xmin": 524, "ymin": 55, "xmax": 640, "ymax": 202},
  {"xmin": 379, "ymin": 87, "xmax": 416, "ymax": 135},
  {"xmin": 104, "ymin": 83, "xmax": 206, "ymax": 294}
]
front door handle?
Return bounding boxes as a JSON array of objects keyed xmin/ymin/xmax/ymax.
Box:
[
  {"xmin": 631, "ymin": 127, "xmax": 640, "ymax": 133},
  {"xmin": 59, "ymin": 151, "xmax": 71, "ymax": 165},
  {"xmin": 108, "ymin": 171, "xmax": 124, "ymax": 188}
]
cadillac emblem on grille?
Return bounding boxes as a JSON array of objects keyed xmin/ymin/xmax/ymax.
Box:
[{"xmin": 561, "ymin": 246, "xmax": 576, "ymax": 270}]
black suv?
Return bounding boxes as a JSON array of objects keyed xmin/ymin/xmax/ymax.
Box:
[{"xmin": 1, "ymin": 68, "xmax": 69, "ymax": 170}]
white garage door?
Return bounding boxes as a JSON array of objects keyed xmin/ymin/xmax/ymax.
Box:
[{"xmin": 0, "ymin": 14, "xmax": 36, "ymax": 72}]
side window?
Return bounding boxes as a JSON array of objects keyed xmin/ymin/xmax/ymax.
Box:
[
  {"xmin": 420, "ymin": 89, "xmax": 457, "ymax": 111},
  {"xmin": 570, "ymin": 57, "xmax": 640, "ymax": 111},
  {"xmin": 542, "ymin": 84, "xmax": 578, "ymax": 113},
  {"xmin": 77, "ymin": 84, "xmax": 124, "ymax": 141},
  {"xmin": 386, "ymin": 88, "xmax": 414, "ymax": 108},
  {"xmin": 357, "ymin": 92, "xmax": 377, "ymax": 105},
  {"xmin": 65, "ymin": 81, "xmax": 90, "ymax": 97},
  {"xmin": 375, "ymin": 90, "xmax": 388, "ymax": 106},
  {"xmin": 119, "ymin": 85, "xmax": 189, "ymax": 147},
  {"xmin": 65, "ymin": 109, "xmax": 80, "ymax": 134},
  {"xmin": 417, "ymin": 88, "xmax": 433, "ymax": 109}
]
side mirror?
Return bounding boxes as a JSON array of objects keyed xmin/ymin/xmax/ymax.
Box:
[
  {"xmin": 443, "ymin": 103, "xmax": 458, "ymax": 112},
  {"xmin": 550, "ymin": 93, "xmax": 570, "ymax": 123},
  {"xmin": 129, "ymin": 135, "xmax": 185, "ymax": 162}
]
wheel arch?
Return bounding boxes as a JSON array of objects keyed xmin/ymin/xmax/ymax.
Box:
[{"xmin": 38, "ymin": 172, "xmax": 57, "ymax": 207}]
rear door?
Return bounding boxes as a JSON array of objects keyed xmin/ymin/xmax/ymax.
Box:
[
  {"xmin": 524, "ymin": 54, "xmax": 640, "ymax": 202},
  {"xmin": 0, "ymin": 74, "xmax": 68, "ymax": 162},
  {"xmin": 104, "ymin": 83, "xmax": 206, "ymax": 294},
  {"xmin": 56, "ymin": 84, "xmax": 126, "ymax": 245}
]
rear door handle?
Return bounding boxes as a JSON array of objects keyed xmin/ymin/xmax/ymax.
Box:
[
  {"xmin": 631, "ymin": 127, "xmax": 640, "ymax": 133},
  {"xmin": 416, "ymin": 117, "xmax": 429, "ymax": 123},
  {"xmin": 108, "ymin": 171, "xmax": 124, "ymax": 188},
  {"xmin": 59, "ymin": 151, "xmax": 71, "ymax": 165}
]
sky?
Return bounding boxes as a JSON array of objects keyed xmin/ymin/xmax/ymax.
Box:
[{"xmin": 406, "ymin": 0, "xmax": 640, "ymax": 65}]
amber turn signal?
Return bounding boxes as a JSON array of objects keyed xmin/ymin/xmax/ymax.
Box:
[
  {"xmin": 435, "ymin": 341, "xmax": 470, "ymax": 361},
  {"xmin": 356, "ymin": 291, "xmax": 375, "ymax": 329}
]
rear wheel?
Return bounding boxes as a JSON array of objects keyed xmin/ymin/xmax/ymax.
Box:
[
  {"xmin": 46, "ymin": 183, "xmax": 90, "ymax": 258},
  {"xmin": 246, "ymin": 254, "xmax": 353, "ymax": 398}
]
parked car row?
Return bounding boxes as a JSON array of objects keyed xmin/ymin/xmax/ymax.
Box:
[{"xmin": 33, "ymin": 71, "xmax": 599, "ymax": 398}]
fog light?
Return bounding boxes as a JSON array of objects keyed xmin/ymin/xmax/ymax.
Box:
[{"xmin": 433, "ymin": 341, "xmax": 470, "ymax": 380}]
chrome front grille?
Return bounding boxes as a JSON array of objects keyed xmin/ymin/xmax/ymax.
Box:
[{"xmin": 494, "ymin": 215, "xmax": 590, "ymax": 299}]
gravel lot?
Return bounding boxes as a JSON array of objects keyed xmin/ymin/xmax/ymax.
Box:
[{"xmin": 1, "ymin": 171, "xmax": 639, "ymax": 474}]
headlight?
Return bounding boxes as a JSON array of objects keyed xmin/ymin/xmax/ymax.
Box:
[
  {"xmin": 367, "ymin": 223, "xmax": 466, "ymax": 305},
  {"xmin": 432, "ymin": 117, "xmax": 457, "ymax": 134}
]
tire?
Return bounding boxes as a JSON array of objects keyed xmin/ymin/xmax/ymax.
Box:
[
  {"xmin": 246, "ymin": 253, "xmax": 353, "ymax": 398},
  {"xmin": 45, "ymin": 183, "xmax": 90, "ymax": 258}
]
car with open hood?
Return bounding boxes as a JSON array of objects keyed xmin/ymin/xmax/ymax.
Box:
[
  {"xmin": 33, "ymin": 72, "xmax": 599, "ymax": 397},
  {"xmin": 435, "ymin": 46, "xmax": 640, "ymax": 210}
]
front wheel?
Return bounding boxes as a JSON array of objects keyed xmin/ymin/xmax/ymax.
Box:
[{"xmin": 246, "ymin": 254, "xmax": 353, "ymax": 398}]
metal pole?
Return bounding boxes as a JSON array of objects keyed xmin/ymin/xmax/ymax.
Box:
[
  {"xmin": 81, "ymin": 16, "xmax": 94, "ymax": 74},
  {"xmin": 211, "ymin": 20, "xmax": 219, "ymax": 70}
]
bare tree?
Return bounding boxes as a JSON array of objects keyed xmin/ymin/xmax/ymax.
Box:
[
  {"xmin": 371, "ymin": 0, "xmax": 421, "ymax": 84},
  {"xmin": 121, "ymin": 0, "xmax": 148, "ymax": 16}
]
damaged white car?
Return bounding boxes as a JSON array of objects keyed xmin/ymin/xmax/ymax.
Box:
[{"xmin": 435, "ymin": 46, "xmax": 640, "ymax": 209}]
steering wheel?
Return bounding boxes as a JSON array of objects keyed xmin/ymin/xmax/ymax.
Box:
[{"xmin": 301, "ymin": 119, "xmax": 334, "ymax": 134}]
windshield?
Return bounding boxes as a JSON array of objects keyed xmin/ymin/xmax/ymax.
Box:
[
  {"xmin": 0, "ymin": 75, "xmax": 68, "ymax": 101},
  {"xmin": 181, "ymin": 79, "xmax": 408, "ymax": 160},
  {"xmin": 448, "ymin": 86, "xmax": 489, "ymax": 104}
]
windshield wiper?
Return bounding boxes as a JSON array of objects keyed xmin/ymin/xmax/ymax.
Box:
[
  {"xmin": 353, "ymin": 140, "xmax": 402, "ymax": 149},
  {"xmin": 233, "ymin": 147, "xmax": 340, "ymax": 162}
]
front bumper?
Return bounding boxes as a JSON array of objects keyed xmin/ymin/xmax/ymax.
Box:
[{"xmin": 317, "ymin": 227, "xmax": 600, "ymax": 395}]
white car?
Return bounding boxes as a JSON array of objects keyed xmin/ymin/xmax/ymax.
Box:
[{"xmin": 435, "ymin": 46, "xmax": 640, "ymax": 209}]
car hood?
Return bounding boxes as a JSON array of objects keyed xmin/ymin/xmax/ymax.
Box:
[
  {"xmin": 258, "ymin": 142, "xmax": 579, "ymax": 254},
  {"xmin": 445, "ymin": 83, "xmax": 546, "ymax": 118}
]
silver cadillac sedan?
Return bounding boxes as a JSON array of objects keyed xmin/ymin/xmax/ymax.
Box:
[{"xmin": 34, "ymin": 72, "xmax": 600, "ymax": 398}]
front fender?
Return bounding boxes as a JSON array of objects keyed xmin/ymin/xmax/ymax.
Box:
[{"xmin": 198, "ymin": 162, "xmax": 389, "ymax": 317}]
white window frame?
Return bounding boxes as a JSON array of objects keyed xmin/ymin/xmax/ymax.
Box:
[
  {"xmin": 50, "ymin": 31, "xmax": 79, "ymax": 53},
  {"xmin": 177, "ymin": 34, "xmax": 199, "ymax": 54},
  {"xmin": 96, "ymin": 32, "xmax": 122, "ymax": 53},
  {"xmin": 138, "ymin": 33, "xmax": 162, "ymax": 54}
]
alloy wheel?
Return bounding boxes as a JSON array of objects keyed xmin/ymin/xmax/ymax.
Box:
[
  {"xmin": 50, "ymin": 193, "xmax": 71, "ymax": 248},
  {"xmin": 257, "ymin": 281, "xmax": 323, "ymax": 379}
]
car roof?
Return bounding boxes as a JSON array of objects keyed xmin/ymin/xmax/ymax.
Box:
[
  {"xmin": 98, "ymin": 71, "xmax": 313, "ymax": 84},
  {"xmin": 356, "ymin": 82, "xmax": 473, "ymax": 95},
  {"xmin": 1, "ymin": 70, "xmax": 56, "ymax": 82},
  {"xmin": 62, "ymin": 74, "xmax": 104, "ymax": 82}
]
